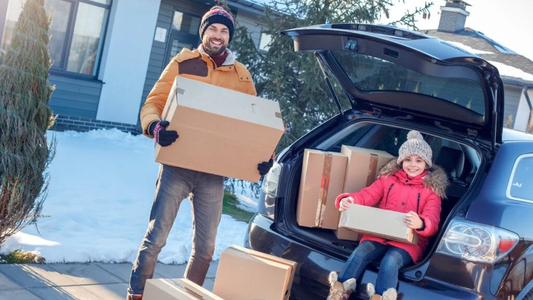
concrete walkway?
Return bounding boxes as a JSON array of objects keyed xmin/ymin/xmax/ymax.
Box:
[{"xmin": 0, "ymin": 261, "xmax": 218, "ymax": 300}]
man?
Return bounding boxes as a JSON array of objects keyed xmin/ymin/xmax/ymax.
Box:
[{"xmin": 127, "ymin": 6, "xmax": 273, "ymax": 300}]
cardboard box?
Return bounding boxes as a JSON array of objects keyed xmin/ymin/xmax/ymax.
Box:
[
  {"xmin": 213, "ymin": 245, "xmax": 296, "ymax": 300},
  {"xmin": 155, "ymin": 76, "xmax": 285, "ymax": 182},
  {"xmin": 297, "ymin": 149, "xmax": 348, "ymax": 229},
  {"xmin": 339, "ymin": 204, "xmax": 419, "ymax": 244},
  {"xmin": 341, "ymin": 146, "xmax": 394, "ymax": 193},
  {"xmin": 334, "ymin": 227, "xmax": 363, "ymax": 241},
  {"xmin": 144, "ymin": 278, "xmax": 224, "ymax": 300}
]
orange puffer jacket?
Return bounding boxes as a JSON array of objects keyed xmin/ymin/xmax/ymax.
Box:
[{"xmin": 140, "ymin": 46, "xmax": 257, "ymax": 137}]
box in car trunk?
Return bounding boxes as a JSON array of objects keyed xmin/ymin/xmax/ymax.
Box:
[
  {"xmin": 339, "ymin": 204, "xmax": 419, "ymax": 244},
  {"xmin": 213, "ymin": 246, "xmax": 296, "ymax": 300},
  {"xmin": 297, "ymin": 149, "xmax": 348, "ymax": 229},
  {"xmin": 334, "ymin": 227, "xmax": 363, "ymax": 241},
  {"xmin": 144, "ymin": 278, "xmax": 224, "ymax": 300},
  {"xmin": 341, "ymin": 146, "xmax": 394, "ymax": 193}
]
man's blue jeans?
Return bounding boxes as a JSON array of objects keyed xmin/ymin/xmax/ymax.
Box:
[
  {"xmin": 338, "ymin": 241, "xmax": 413, "ymax": 295},
  {"xmin": 128, "ymin": 165, "xmax": 224, "ymax": 295}
]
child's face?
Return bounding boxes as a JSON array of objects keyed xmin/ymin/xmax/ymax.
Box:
[{"xmin": 402, "ymin": 155, "xmax": 427, "ymax": 177}]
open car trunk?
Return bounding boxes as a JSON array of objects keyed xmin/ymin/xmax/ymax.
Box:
[{"xmin": 278, "ymin": 120, "xmax": 486, "ymax": 268}]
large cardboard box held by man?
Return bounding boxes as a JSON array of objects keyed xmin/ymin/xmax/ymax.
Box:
[
  {"xmin": 213, "ymin": 245, "xmax": 296, "ymax": 300},
  {"xmin": 339, "ymin": 204, "xmax": 419, "ymax": 244},
  {"xmin": 341, "ymin": 145, "xmax": 394, "ymax": 193},
  {"xmin": 297, "ymin": 149, "xmax": 348, "ymax": 229},
  {"xmin": 144, "ymin": 278, "xmax": 224, "ymax": 300},
  {"xmin": 155, "ymin": 76, "xmax": 285, "ymax": 182}
]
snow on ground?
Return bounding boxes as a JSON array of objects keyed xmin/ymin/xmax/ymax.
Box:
[{"xmin": 1, "ymin": 129, "xmax": 259, "ymax": 264}]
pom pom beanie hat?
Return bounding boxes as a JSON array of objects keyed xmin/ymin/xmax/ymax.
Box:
[
  {"xmin": 397, "ymin": 130, "xmax": 433, "ymax": 168},
  {"xmin": 199, "ymin": 6, "xmax": 235, "ymax": 43}
]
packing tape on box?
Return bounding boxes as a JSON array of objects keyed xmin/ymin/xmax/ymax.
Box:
[
  {"xmin": 315, "ymin": 153, "xmax": 333, "ymax": 227},
  {"xmin": 366, "ymin": 154, "xmax": 378, "ymax": 187}
]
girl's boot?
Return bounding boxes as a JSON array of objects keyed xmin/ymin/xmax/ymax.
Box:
[
  {"xmin": 366, "ymin": 283, "xmax": 383, "ymax": 300},
  {"xmin": 382, "ymin": 288, "xmax": 398, "ymax": 300},
  {"xmin": 326, "ymin": 271, "xmax": 356, "ymax": 300}
]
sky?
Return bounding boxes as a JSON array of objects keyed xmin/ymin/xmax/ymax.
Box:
[
  {"xmin": 1, "ymin": 129, "xmax": 258, "ymax": 263},
  {"xmin": 385, "ymin": 0, "xmax": 533, "ymax": 61}
]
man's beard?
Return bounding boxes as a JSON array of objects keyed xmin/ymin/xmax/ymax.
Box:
[{"xmin": 203, "ymin": 39, "xmax": 227, "ymax": 56}]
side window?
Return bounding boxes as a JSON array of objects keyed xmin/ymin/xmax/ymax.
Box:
[
  {"xmin": 375, "ymin": 129, "xmax": 408, "ymax": 156},
  {"xmin": 508, "ymin": 155, "xmax": 533, "ymax": 201},
  {"xmin": 330, "ymin": 124, "xmax": 373, "ymax": 152}
]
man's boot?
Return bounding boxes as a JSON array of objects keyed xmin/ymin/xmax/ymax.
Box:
[
  {"xmin": 126, "ymin": 294, "xmax": 143, "ymax": 300},
  {"xmin": 326, "ymin": 271, "xmax": 356, "ymax": 300}
]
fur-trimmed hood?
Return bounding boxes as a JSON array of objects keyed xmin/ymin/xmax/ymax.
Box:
[{"xmin": 378, "ymin": 159, "xmax": 449, "ymax": 198}]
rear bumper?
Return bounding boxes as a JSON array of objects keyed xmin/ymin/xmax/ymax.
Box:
[{"xmin": 245, "ymin": 213, "xmax": 489, "ymax": 300}]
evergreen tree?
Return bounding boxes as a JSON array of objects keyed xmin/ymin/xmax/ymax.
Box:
[
  {"xmin": 231, "ymin": 0, "xmax": 433, "ymax": 151},
  {"xmin": 0, "ymin": 0, "xmax": 56, "ymax": 246}
]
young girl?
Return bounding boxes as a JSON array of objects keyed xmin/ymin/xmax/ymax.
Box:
[{"xmin": 327, "ymin": 130, "xmax": 448, "ymax": 300}]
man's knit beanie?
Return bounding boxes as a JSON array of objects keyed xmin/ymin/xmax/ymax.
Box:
[
  {"xmin": 199, "ymin": 6, "xmax": 235, "ymax": 43},
  {"xmin": 397, "ymin": 130, "xmax": 433, "ymax": 167}
]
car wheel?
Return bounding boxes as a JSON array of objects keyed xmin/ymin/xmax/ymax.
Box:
[{"xmin": 524, "ymin": 289, "xmax": 533, "ymax": 300}]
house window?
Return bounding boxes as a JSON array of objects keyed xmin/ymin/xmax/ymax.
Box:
[
  {"xmin": 1, "ymin": 0, "xmax": 111, "ymax": 77},
  {"xmin": 259, "ymin": 32, "xmax": 271, "ymax": 52}
]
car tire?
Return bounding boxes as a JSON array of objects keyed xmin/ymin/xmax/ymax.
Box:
[{"xmin": 524, "ymin": 289, "xmax": 533, "ymax": 300}]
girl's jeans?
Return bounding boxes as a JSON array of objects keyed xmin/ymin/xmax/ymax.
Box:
[
  {"xmin": 338, "ymin": 240, "xmax": 413, "ymax": 295},
  {"xmin": 128, "ymin": 165, "xmax": 224, "ymax": 295}
]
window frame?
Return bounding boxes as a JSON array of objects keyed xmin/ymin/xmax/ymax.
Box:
[
  {"xmin": 1, "ymin": 0, "xmax": 112, "ymax": 79},
  {"xmin": 506, "ymin": 153, "xmax": 533, "ymax": 203},
  {"xmin": 163, "ymin": 7, "xmax": 201, "ymax": 66},
  {"xmin": 51, "ymin": 0, "xmax": 112, "ymax": 79}
]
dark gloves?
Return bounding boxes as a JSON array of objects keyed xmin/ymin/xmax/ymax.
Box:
[
  {"xmin": 149, "ymin": 120, "xmax": 179, "ymax": 147},
  {"xmin": 258, "ymin": 158, "xmax": 274, "ymax": 176}
]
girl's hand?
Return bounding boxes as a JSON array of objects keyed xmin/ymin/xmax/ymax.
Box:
[
  {"xmin": 404, "ymin": 211, "xmax": 423, "ymax": 229},
  {"xmin": 339, "ymin": 197, "xmax": 354, "ymax": 212}
]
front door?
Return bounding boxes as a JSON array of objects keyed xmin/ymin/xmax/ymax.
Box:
[{"xmin": 165, "ymin": 9, "xmax": 201, "ymax": 65}]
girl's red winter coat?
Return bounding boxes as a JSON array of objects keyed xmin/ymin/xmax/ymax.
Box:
[{"xmin": 335, "ymin": 160, "xmax": 449, "ymax": 263}]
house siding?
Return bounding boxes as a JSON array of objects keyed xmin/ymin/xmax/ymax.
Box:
[
  {"xmin": 503, "ymin": 84, "xmax": 522, "ymax": 128},
  {"xmin": 514, "ymin": 87, "xmax": 533, "ymax": 131},
  {"xmin": 48, "ymin": 74, "xmax": 102, "ymax": 119},
  {"xmin": 139, "ymin": 1, "xmax": 174, "ymax": 119},
  {"xmin": 235, "ymin": 10, "xmax": 263, "ymax": 48}
]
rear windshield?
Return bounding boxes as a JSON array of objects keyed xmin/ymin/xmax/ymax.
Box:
[{"xmin": 331, "ymin": 51, "xmax": 486, "ymax": 116}]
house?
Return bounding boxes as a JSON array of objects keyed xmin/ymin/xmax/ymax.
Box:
[
  {"xmin": 423, "ymin": 0, "xmax": 533, "ymax": 132},
  {"xmin": 0, "ymin": 0, "xmax": 267, "ymax": 133},
  {"xmin": 3, "ymin": 0, "xmax": 531, "ymax": 133}
]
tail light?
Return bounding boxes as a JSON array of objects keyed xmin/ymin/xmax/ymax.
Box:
[
  {"xmin": 262, "ymin": 161, "xmax": 281, "ymax": 197},
  {"xmin": 436, "ymin": 218, "xmax": 519, "ymax": 263},
  {"xmin": 257, "ymin": 161, "xmax": 281, "ymax": 220}
]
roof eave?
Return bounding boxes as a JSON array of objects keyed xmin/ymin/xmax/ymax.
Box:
[
  {"xmin": 501, "ymin": 76, "xmax": 533, "ymax": 87},
  {"xmin": 227, "ymin": 0, "xmax": 265, "ymax": 15}
]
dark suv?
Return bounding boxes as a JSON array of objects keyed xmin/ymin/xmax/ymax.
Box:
[{"xmin": 244, "ymin": 24, "xmax": 533, "ymax": 300}]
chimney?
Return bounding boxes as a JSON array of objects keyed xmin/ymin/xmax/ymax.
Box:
[{"xmin": 438, "ymin": 0, "xmax": 471, "ymax": 32}]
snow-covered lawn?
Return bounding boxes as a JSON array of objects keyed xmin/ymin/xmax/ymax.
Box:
[{"xmin": 1, "ymin": 129, "xmax": 258, "ymax": 264}]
